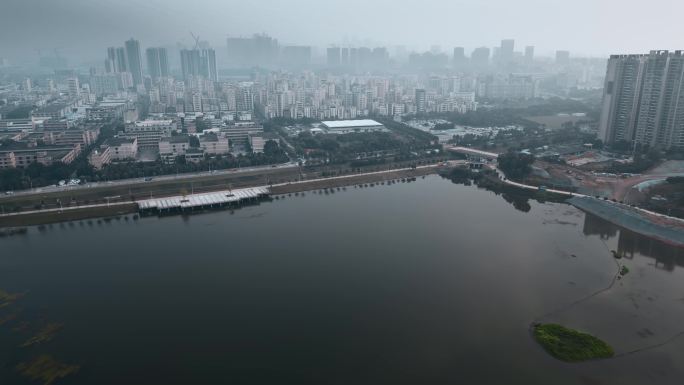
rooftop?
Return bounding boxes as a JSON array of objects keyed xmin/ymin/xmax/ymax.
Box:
[
  {"xmin": 134, "ymin": 120, "xmax": 174, "ymax": 126},
  {"xmin": 34, "ymin": 104, "xmax": 69, "ymax": 113},
  {"xmin": 0, "ymin": 142, "xmax": 75, "ymax": 153},
  {"xmin": 105, "ymin": 137, "xmax": 136, "ymax": 147},
  {"xmin": 200, "ymin": 133, "xmax": 219, "ymax": 142},
  {"xmin": 164, "ymin": 135, "xmax": 191, "ymax": 144},
  {"xmin": 321, "ymin": 119, "xmax": 383, "ymax": 129}
]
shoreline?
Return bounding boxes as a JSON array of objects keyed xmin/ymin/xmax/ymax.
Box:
[
  {"xmin": 4, "ymin": 165, "xmax": 681, "ymax": 249},
  {"xmin": 0, "ymin": 166, "xmax": 441, "ymax": 228},
  {"xmin": 270, "ymin": 167, "xmax": 437, "ymax": 195},
  {"xmin": 569, "ymin": 196, "xmax": 684, "ymax": 248}
]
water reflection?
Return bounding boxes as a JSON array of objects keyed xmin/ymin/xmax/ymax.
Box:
[{"xmin": 583, "ymin": 213, "xmax": 684, "ymax": 271}]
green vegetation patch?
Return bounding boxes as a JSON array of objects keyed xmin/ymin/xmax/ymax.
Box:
[
  {"xmin": 21, "ymin": 323, "xmax": 63, "ymax": 348},
  {"xmin": 620, "ymin": 266, "xmax": 630, "ymax": 276},
  {"xmin": 16, "ymin": 355, "xmax": 80, "ymax": 385},
  {"xmin": 533, "ymin": 323, "xmax": 614, "ymax": 362}
]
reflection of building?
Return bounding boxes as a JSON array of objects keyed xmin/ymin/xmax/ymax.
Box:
[
  {"xmin": 582, "ymin": 213, "xmax": 684, "ymax": 271},
  {"xmin": 582, "ymin": 212, "xmax": 618, "ymax": 239}
]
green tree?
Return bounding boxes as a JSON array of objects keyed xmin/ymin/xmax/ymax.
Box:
[{"xmin": 498, "ymin": 151, "xmax": 535, "ymax": 181}]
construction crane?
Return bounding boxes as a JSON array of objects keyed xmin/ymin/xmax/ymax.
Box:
[{"xmin": 190, "ymin": 32, "xmax": 201, "ymax": 50}]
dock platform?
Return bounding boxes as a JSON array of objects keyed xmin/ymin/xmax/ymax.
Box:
[{"xmin": 137, "ymin": 187, "xmax": 270, "ymax": 213}]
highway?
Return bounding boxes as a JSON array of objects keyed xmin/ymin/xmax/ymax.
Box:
[
  {"xmin": 3, "ymin": 144, "xmax": 682, "ymax": 227},
  {"xmin": 0, "ymin": 161, "xmax": 299, "ymax": 199},
  {"xmin": 0, "ymin": 163, "xmax": 439, "ymax": 219}
]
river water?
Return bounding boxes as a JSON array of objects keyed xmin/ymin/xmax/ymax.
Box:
[{"xmin": 1, "ymin": 175, "xmax": 683, "ymax": 385}]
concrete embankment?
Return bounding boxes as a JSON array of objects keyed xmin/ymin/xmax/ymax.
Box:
[
  {"xmin": 0, "ymin": 166, "xmax": 441, "ymax": 228},
  {"xmin": 270, "ymin": 167, "xmax": 437, "ymax": 195},
  {"xmin": 569, "ymin": 197, "xmax": 684, "ymax": 247},
  {"xmin": 0, "ymin": 203, "xmax": 138, "ymax": 228}
]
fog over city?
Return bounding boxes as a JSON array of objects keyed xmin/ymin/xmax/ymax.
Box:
[
  {"xmin": 3, "ymin": 1, "xmax": 684, "ymax": 384},
  {"xmin": 1, "ymin": 0, "xmax": 682, "ymax": 62}
]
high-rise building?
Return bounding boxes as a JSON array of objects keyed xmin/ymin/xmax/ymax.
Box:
[
  {"xmin": 146, "ymin": 47, "xmax": 169, "ymax": 80},
  {"xmin": 453, "ymin": 47, "xmax": 467, "ymax": 68},
  {"xmin": 116, "ymin": 47, "xmax": 127, "ymax": 72},
  {"xmin": 415, "ymin": 89, "xmax": 427, "ymax": 113},
  {"xmin": 106, "ymin": 46, "xmax": 128, "ymax": 73},
  {"xmin": 499, "ymin": 39, "xmax": 515, "ymax": 64},
  {"xmin": 524, "ymin": 46, "xmax": 535, "ymax": 65},
  {"xmin": 599, "ymin": 50, "xmax": 684, "ymax": 149},
  {"xmin": 180, "ymin": 48, "xmax": 217, "ymax": 82},
  {"xmin": 281, "ymin": 46, "xmax": 312, "ymax": 69},
  {"xmin": 125, "ymin": 39, "xmax": 143, "ymax": 85},
  {"xmin": 202, "ymin": 48, "xmax": 217, "ymax": 82},
  {"xmin": 90, "ymin": 74, "xmax": 120, "ymax": 96},
  {"xmin": 327, "ymin": 47, "xmax": 341, "ymax": 67},
  {"xmin": 237, "ymin": 86, "xmax": 254, "ymax": 112},
  {"xmin": 341, "ymin": 48, "xmax": 349, "ymax": 66},
  {"xmin": 556, "ymin": 50, "xmax": 571, "ymax": 65},
  {"xmin": 471, "ymin": 47, "xmax": 490, "ymax": 68},
  {"xmin": 226, "ymin": 34, "xmax": 279, "ymax": 68},
  {"xmin": 67, "ymin": 77, "xmax": 80, "ymax": 99},
  {"xmin": 180, "ymin": 49, "xmax": 201, "ymax": 81}
]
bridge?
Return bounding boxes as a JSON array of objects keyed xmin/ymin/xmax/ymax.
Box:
[{"xmin": 446, "ymin": 146, "xmax": 500, "ymax": 160}]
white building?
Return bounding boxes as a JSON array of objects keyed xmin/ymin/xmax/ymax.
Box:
[
  {"xmin": 250, "ymin": 135, "xmax": 266, "ymax": 153},
  {"xmin": 88, "ymin": 137, "xmax": 138, "ymax": 169},
  {"xmin": 199, "ymin": 133, "xmax": 230, "ymax": 155},
  {"xmin": 123, "ymin": 119, "xmax": 177, "ymax": 149},
  {"xmin": 67, "ymin": 77, "xmax": 80, "ymax": 99},
  {"xmin": 158, "ymin": 135, "xmax": 191, "ymax": 161},
  {"xmin": 321, "ymin": 119, "xmax": 386, "ymax": 134}
]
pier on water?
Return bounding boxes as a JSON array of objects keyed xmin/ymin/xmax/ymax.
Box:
[{"xmin": 137, "ymin": 187, "xmax": 270, "ymax": 215}]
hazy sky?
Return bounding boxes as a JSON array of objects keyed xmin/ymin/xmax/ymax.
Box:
[{"xmin": 1, "ymin": 0, "xmax": 682, "ymax": 63}]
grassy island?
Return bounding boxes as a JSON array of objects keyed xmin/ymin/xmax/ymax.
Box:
[{"xmin": 533, "ymin": 323, "xmax": 614, "ymax": 362}]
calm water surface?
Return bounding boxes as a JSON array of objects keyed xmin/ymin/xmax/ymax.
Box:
[{"xmin": 1, "ymin": 175, "xmax": 683, "ymax": 385}]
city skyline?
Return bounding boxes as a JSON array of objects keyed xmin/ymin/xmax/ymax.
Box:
[
  {"xmin": 1, "ymin": 0, "xmax": 682, "ymax": 63},
  {"xmin": 2, "ymin": 2, "xmax": 684, "ymax": 384}
]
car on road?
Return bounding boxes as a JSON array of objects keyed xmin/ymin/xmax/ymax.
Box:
[
  {"xmin": 144, "ymin": 177, "xmax": 154, "ymax": 182},
  {"xmin": 4, "ymin": 191, "xmax": 13, "ymax": 195}
]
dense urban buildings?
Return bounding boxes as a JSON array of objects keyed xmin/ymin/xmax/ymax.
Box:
[
  {"xmin": 599, "ymin": 50, "xmax": 684, "ymax": 149},
  {"xmin": 0, "ymin": 31, "xmax": 612, "ymax": 174}
]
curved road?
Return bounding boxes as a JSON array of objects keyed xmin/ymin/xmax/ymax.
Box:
[{"xmin": 446, "ymin": 146, "xmax": 684, "ymax": 224}]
